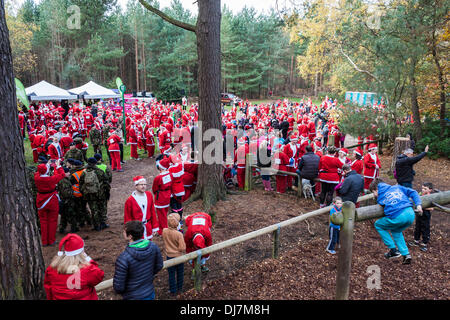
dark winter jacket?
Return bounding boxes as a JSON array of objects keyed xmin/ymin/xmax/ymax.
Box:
[
  {"xmin": 395, "ymin": 152, "xmax": 427, "ymax": 184},
  {"xmin": 338, "ymin": 170, "xmax": 364, "ymax": 204},
  {"xmin": 113, "ymin": 239, "xmax": 164, "ymax": 300},
  {"xmin": 297, "ymin": 152, "xmax": 320, "ymax": 180}
]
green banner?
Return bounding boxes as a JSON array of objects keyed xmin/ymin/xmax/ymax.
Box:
[{"xmin": 15, "ymin": 78, "xmax": 29, "ymax": 108}]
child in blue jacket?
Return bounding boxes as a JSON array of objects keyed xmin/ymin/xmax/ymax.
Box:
[
  {"xmin": 326, "ymin": 197, "xmax": 343, "ymax": 255},
  {"xmin": 369, "ymin": 179, "xmax": 423, "ymax": 265}
]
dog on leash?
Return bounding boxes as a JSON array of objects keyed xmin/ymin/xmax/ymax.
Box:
[{"xmin": 302, "ymin": 179, "xmax": 315, "ymax": 201}]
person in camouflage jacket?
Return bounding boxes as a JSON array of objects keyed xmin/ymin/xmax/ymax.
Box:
[
  {"xmin": 57, "ymin": 167, "xmax": 79, "ymax": 233},
  {"xmin": 89, "ymin": 126, "xmax": 103, "ymax": 157},
  {"xmin": 79, "ymin": 157, "xmax": 110, "ymax": 231}
]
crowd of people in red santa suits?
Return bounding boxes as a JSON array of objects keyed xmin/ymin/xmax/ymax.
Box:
[
  {"xmin": 22, "ymin": 95, "xmax": 387, "ymax": 300},
  {"xmin": 23, "ymin": 97, "xmax": 382, "ymax": 210}
]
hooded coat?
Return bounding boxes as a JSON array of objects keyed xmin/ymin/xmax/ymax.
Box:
[{"xmin": 113, "ymin": 239, "xmax": 163, "ymax": 300}]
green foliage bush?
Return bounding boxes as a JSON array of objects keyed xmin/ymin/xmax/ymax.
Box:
[{"xmin": 414, "ymin": 118, "xmax": 450, "ymax": 159}]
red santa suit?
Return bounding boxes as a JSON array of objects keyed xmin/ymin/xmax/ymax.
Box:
[
  {"xmin": 182, "ymin": 161, "xmax": 198, "ymax": 202},
  {"xmin": 47, "ymin": 142, "xmax": 64, "ymax": 160},
  {"xmin": 272, "ymin": 148, "xmax": 290, "ymax": 194},
  {"xmin": 158, "ymin": 128, "xmax": 172, "ymax": 155},
  {"xmin": 351, "ymin": 148, "xmax": 364, "ymax": 175},
  {"xmin": 124, "ymin": 189, "xmax": 159, "ymax": 240},
  {"xmin": 18, "ymin": 112, "xmax": 26, "ymax": 137},
  {"xmin": 184, "ymin": 212, "xmax": 212, "ymax": 266},
  {"xmin": 107, "ymin": 133, "xmax": 122, "ymax": 171},
  {"xmin": 363, "ymin": 145, "xmax": 381, "ymax": 189},
  {"xmin": 152, "ymin": 158, "xmax": 173, "ymax": 235},
  {"xmin": 234, "ymin": 138, "xmax": 249, "ymax": 189},
  {"xmin": 144, "ymin": 126, "xmax": 156, "ymax": 158},
  {"xmin": 128, "ymin": 125, "xmax": 139, "ymax": 159},
  {"xmin": 282, "ymin": 135, "xmax": 299, "ymax": 189},
  {"xmin": 318, "ymin": 154, "xmax": 343, "ymax": 185},
  {"xmin": 34, "ymin": 164, "xmax": 65, "ymax": 246}
]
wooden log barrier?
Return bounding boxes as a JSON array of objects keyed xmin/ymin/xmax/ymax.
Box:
[
  {"xmin": 331, "ymin": 190, "xmax": 450, "ymax": 300},
  {"xmin": 94, "ymin": 194, "xmax": 377, "ymax": 292}
]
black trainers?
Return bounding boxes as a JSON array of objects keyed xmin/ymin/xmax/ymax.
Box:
[
  {"xmin": 384, "ymin": 249, "xmax": 401, "ymax": 259},
  {"xmin": 420, "ymin": 244, "xmax": 428, "ymax": 252},
  {"xmin": 402, "ymin": 254, "xmax": 412, "ymax": 264}
]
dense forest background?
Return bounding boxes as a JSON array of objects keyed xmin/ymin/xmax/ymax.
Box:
[{"xmin": 5, "ymin": 0, "xmax": 449, "ymax": 145}]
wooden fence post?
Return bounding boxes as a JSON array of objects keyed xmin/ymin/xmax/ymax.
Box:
[
  {"xmin": 194, "ymin": 252, "xmax": 202, "ymax": 291},
  {"xmin": 272, "ymin": 224, "xmax": 281, "ymax": 259},
  {"xmin": 335, "ymin": 201, "xmax": 356, "ymax": 300},
  {"xmin": 244, "ymin": 153, "xmax": 252, "ymax": 191}
]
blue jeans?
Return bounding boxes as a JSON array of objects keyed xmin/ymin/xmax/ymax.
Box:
[
  {"xmin": 167, "ymin": 256, "xmax": 184, "ymax": 294},
  {"xmin": 142, "ymin": 291, "xmax": 155, "ymax": 300},
  {"xmin": 375, "ymin": 207, "xmax": 415, "ymax": 256},
  {"xmin": 327, "ymin": 226, "xmax": 340, "ymax": 251}
]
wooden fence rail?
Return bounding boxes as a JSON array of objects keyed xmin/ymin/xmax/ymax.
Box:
[{"xmin": 96, "ymin": 190, "xmax": 450, "ymax": 296}]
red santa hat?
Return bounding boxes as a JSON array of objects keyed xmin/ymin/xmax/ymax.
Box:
[
  {"xmin": 37, "ymin": 164, "xmax": 49, "ymax": 175},
  {"xmin": 57, "ymin": 233, "xmax": 85, "ymax": 257},
  {"xmin": 133, "ymin": 175, "xmax": 147, "ymax": 185},
  {"xmin": 192, "ymin": 233, "xmax": 206, "ymax": 249},
  {"xmin": 156, "ymin": 157, "xmax": 171, "ymax": 170},
  {"xmin": 354, "ymin": 148, "xmax": 363, "ymax": 156},
  {"xmin": 290, "ymin": 132, "xmax": 299, "ymax": 142},
  {"xmin": 368, "ymin": 144, "xmax": 378, "ymax": 151},
  {"xmin": 339, "ymin": 148, "xmax": 349, "ymax": 156}
]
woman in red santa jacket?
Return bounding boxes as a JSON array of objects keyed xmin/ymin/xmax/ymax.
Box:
[
  {"xmin": 152, "ymin": 156, "xmax": 173, "ymax": 235},
  {"xmin": 184, "ymin": 212, "xmax": 212, "ymax": 272},
  {"xmin": 35, "ymin": 160, "xmax": 66, "ymax": 246},
  {"xmin": 318, "ymin": 146, "xmax": 343, "ymax": 208},
  {"xmin": 234, "ymin": 137, "xmax": 249, "ymax": 190},
  {"xmin": 350, "ymin": 148, "xmax": 364, "ymax": 175},
  {"xmin": 124, "ymin": 176, "xmax": 159, "ymax": 240},
  {"xmin": 363, "ymin": 144, "xmax": 381, "ymax": 191},
  {"xmin": 44, "ymin": 233, "xmax": 104, "ymax": 300}
]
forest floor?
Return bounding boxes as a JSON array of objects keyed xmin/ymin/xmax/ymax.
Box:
[{"xmin": 40, "ymin": 146, "xmax": 450, "ymax": 300}]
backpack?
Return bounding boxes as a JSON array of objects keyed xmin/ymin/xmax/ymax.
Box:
[
  {"xmin": 58, "ymin": 178, "xmax": 74, "ymax": 199},
  {"xmin": 82, "ymin": 169, "xmax": 100, "ymax": 195}
]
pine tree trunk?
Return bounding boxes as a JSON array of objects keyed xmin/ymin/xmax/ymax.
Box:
[
  {"xmin": 0, "ymin": 1, "xmax": 46, "ymax": 299},
  {"xmin": 134, "ymin": 20, "xmax": 139, "ymax": 92},
  {"xmin": 194, "ymin": 0, "xmax": 226, "ymax": 211}
]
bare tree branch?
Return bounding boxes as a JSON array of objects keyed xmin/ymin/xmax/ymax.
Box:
[
  {"xmin": 339, "ymin": 45, "xmax": 379, "ymax": 81},
  {"xmin": 138, "ymin": 0, "xmax": 197, "ymax": 33}
]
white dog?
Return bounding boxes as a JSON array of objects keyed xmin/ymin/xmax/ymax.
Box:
[{"xmin": 302, "ymin": 179, "xmax": 315, "ymax": 201}]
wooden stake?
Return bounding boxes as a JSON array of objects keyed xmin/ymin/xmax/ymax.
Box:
[{"xmin": 335, "ymin": 201, "xmax": 356, "ymax": 300}]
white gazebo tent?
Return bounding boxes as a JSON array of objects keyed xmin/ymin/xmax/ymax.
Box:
[
  {"xmin": 25, "ymin": 80, "xmax": 78, "ymax": 101},
  {"xmin": 69, "ymin": 81, "xmax": 120, "ymax": 99}
]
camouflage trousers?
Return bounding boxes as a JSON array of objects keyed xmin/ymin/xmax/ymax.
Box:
[
  {"xmin": 73, "ymin": 197, "xmax": 91, "ymax": 227},
  {"xmin": 86, "ymin": 199, "xmax": 107, "ymax": 227},
  {"xmin": 59, "ymin": 199, "xmax": 85, "ymax": 231}
]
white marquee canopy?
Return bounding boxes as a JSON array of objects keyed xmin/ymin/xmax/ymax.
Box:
[
  {"xmin": 25, "ymin": 80, "xmax": 78, "ymax": 101},
  {"xmin": 69, "ymin": 81, "xmax": 120, "ymax": 99}
]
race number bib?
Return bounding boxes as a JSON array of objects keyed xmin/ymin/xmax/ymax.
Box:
[
  {"xmin": 162, "ymin": 174, "xmax": 171, "ymax": 184},
  {"xmin": 192, "ymin": 218, "xmax": 206, "ymax": 226},
  {"xmin": 109, "ymin": 139, "xmax": 115, "ymax": 144}
]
